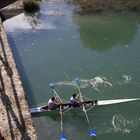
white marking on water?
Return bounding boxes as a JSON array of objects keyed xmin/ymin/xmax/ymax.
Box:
[
  {"xmin": 89, "ymin": 77, "xmax": 112, "ymax": 92},
  {"xmin": 112, "ymin": 114, "xmax": 133, "ymax": 134},
  {"xmin": 119, "ymin": 74, "xmax": 132, "ymax": 85},
  {"xmin": 55, "ymin": 76, "xmax": 112, "ymax": 92}
]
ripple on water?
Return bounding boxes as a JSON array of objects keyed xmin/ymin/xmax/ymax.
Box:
[
  {"xmin": 118, "ymin": 74, "xmax": 132, "ymax": 85},
  {"xmin": 112, "ymin": 114, "xmax": 133, "ymax": 134}
]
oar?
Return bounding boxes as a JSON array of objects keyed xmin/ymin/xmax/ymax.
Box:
[
  {"xmin": 75, "ymin": 78, "xmax": 96, "ymax": 137},
  {"xmin": 49, "ymin": 83, "xmax": 67, "ymax": 140}
]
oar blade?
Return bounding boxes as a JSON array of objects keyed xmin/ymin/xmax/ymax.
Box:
[
  {"xmin": 90, "ymin": 129, "xmax": 96, "ymax": 137},
  {"xmin": 61, "ymin": 132, "xmax": 66, "ymax": 140},
  {"xmin": 49, "ymin": 83, "xmax": 54, "ymax": 89},
  {"xmin": 75, "ymin": 78, "xmax": 80, "ymax": 84}
]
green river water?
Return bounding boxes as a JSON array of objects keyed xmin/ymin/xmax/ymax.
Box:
[{"xmin": 3, "ymin": 1, "xmax": 140, "ymax": 140}]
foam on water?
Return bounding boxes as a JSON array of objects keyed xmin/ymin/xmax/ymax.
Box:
[
  {"xmin": 112, "ymin": 114, "xmax": 134, "ymax": 134},
  {"xmin": 55, "ymin": 76, "xmax": 112, "ymax": 92},
  {"xmin": 89, "ymin": 77, "xmax": 112, "ymax": 92},
  {"xmin": 55, "ymin": 81, "xmax": 76, "ymax": 87},
  {"xmin": 118, "ymin": 74, "xmax": 132, "ymax": 85}
]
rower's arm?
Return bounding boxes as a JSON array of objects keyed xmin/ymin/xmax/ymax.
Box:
[
  {"xmin": 76, "ymin": 94, "xmax": 81, "ymax": 102},
  {"xmin": 76, "ymin": 94, "xmax": 80, "ymax": 98},
  {"xmin": 55, "ymin": 96, "xmax": 61, "ymax": 104}
]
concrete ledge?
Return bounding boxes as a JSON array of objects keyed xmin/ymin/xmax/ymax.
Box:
[{"xmin": 0, "ymin": 17, "xmax": 37, "ymax": 140}]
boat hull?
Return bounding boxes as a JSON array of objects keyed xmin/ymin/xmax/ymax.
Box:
[{"xmin": 29, "ymin": 98, "xmax": 140, "ymax": 114}]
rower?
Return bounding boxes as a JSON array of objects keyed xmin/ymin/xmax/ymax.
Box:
[
  {"xmin": 48, "ymin": 96, "xmax": 59, "ymax": 110},
  {"xmin": 70, "ymin": 94, "xmax": 80, "ymax": 107}
]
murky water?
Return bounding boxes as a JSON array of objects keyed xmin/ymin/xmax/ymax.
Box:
[{"xmin": 3, "ymin": 1, "xmax": 140, "ymax": 140}]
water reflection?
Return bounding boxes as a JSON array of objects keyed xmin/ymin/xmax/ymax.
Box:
[
  {"xmin": 3, "ymin": 12, "xmax": 56, "ymax": 33},
  {"xmin": 74, "ymin": 13, "xmax": 140, "ymax": 52},
  {"xmin": 24, "ymin": 11, "xmax": 40, "ymax": 29}
]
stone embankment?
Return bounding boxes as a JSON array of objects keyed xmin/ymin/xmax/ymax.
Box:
[
  {"xmin": 0, "ymin": 16, "xmax": 37, "ymax": 140},
  {"xmin": 0, "ymin": 0, "xmax": 23, "ymax": 21},
  {"xmin": 1, "ymin": 0, "xmax": 23, "ymax": 10},
  {"xmin": 73, "ymin": 0, "xmax": 140, "ymax": 14}
]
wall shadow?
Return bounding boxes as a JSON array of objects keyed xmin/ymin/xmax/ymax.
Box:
[
  {"xmin": 0, "ymin": 9, "xmax": 23, "ymax": 22},
  {"xmin": 0, "ymin": 69, "xmax": 31, "ymax": 140},
  {"xmin": 4, "ymin": 33, "xmax": 36, "ymax": 106},
  {"xmin": 0, "ymin": 0, "xmax": 18, "ymax": 9},
  {"xmin": 0, "ymin": 32, "xmax": 36, "ymax": 138}
]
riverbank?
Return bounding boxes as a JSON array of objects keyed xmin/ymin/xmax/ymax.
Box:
[
  {"xmin": 73, "ymin": 0, "xmax": 140, "ymax": 14},
  {"xmin": 1, "ymin": 0, "xmax": 140, "ymax": 16},
  {"xmin": 0, "ymin": 0, "xmax": 23, "ymax": 21},
  {"xmin": 0, "ymin": 17, "xmax": 37, "ymax": 140},
  {"xmin": 1, "ymin": 0, "xmax": 23, "ymax": 10}
]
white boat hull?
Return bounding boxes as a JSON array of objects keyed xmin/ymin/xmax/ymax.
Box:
[
  {"xmin": 29, "ymin": 98, "xmax": 140, "ymax": 114},
  {"xmin": 97, "ymin": 98, "xmax": 140, "ymax": 106}
]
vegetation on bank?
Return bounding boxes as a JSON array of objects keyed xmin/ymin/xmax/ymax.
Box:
[
  {"xmin": 73, "ymin": 0, "xmax": 140, "ymax": 14},
  {"xmin": 23, "ymin": 0, "xmax": 40, "ymax": 13}
]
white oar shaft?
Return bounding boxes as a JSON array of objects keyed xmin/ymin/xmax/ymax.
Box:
[
  {"xmin": 52, "ymin": 88, "xmax": 64, "ymax": 132},
  {"xmin": 49, "ymin": 84, "xmax": 67, "ymax": 139},
  {"xmin": 77, "ymin": 85, "xmax": 92, "ymax": 130},
  {"xmin": 84, "ymin": 109, "xmax": 92, "ymax": 130},
  {"xmin": 52, "ymin": 89, "xmax": 62, "ymax": 103},
  {"xmin": 60, "ymin": 105, "xmax": 63, "ymax": 132}
]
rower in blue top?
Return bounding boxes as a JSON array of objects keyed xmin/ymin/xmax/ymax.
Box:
[
  {"xmin": 70, "ymin": 94, "xmax": 80, "ymax": 107},
  {"xmin": 49, "ymin": 83, "xmax": 67, "ymax": 140},
  {"xmin": 48, "ymin": 96, "xmax": 59, "ymax": 110}
]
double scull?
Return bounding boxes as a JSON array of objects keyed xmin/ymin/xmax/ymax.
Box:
[{"xmin": 29, "ymin": 80, "xmax": 140, "ymax": 139}]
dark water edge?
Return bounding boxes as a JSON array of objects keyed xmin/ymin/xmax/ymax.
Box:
[
  {"xmin": 73, "ymin": 0, "xmax": 140, "ymax": 14},
  {"xmin": 0, "ymin": 9, "xmax": 23, "ymax": 22},
  {"xmin": 0, "ymin": 0, "xmax": 20, "ymax": 9}
]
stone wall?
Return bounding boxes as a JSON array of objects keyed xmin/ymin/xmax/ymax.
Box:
[
  {"xmin": 0, "ymin": 17, "xmax": 37, "ymax": 140},
  {"xmin": 74, "ymin": 0, "xmax": 140, "ymax": 14}
]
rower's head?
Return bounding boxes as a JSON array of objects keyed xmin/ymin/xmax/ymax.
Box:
[
  {"xmin": 51, "ymin": 96, "xmax": 55, "ymax": 101},
  {"xmin": 72, "ymin": 94, "xmax": 77, "ymax": 98}
]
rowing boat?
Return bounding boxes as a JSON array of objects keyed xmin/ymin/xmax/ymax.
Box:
[
  {"xmin": 30, "ymin": 79, "xmax": 140, "ymax": 139},
  {"xmin": 29, "ymin": 98, "xmax": 140, "ymax": 114}
]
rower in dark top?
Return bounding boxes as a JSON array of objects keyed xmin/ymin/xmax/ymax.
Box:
[
  {"xmin": 70, "ymin": 94, "xmax": 80, "ymax": 107},
  {"xmin": 48, "ymin": 96, "xmax": 59, "ymax": 110}
]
